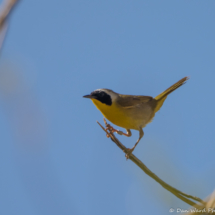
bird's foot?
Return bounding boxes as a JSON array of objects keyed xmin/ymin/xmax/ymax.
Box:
[
  {"xmin": 105, "ymin": 124, "xmax": 130, "ymax": 137},
  {"xmin": 123, "ymin": 147, "xmax": 134, "ymax": 159},
  {"xmin": 105, "ymin": 124, "xmax": 120, "ymax": 138}
]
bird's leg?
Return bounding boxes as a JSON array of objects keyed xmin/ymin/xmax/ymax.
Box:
[
  {"xmin": 124, "ymin": 128, "xmax": 144, "ymax": 159},
  {"xmin": 116, "ymin": 129, "xmax": 132, "ymax": 137},
  {"xmin": 105, "ymin": 124, "xmax": 132, "ymax": 138}
]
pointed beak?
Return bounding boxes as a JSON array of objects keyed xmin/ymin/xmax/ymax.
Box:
[{"xmin": 83, "ymin": 95, "xmax": 94, "ymax": 99}]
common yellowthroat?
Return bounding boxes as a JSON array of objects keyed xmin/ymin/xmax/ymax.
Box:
[{"xmin": 83, "ymin": 77, "xmax": 189, "ymax": 157}]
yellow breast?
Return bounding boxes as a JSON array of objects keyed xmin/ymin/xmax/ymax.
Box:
[{"xmin": 92, "ymin": 99, "xmax": 140, "ymax": 130}]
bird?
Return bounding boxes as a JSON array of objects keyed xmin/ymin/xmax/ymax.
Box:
[{"xmin": 83, "ymin": 77, "xmax": 189, "ymax": 158}]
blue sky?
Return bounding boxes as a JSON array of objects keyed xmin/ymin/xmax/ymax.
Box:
[{"xmin": 0, "ymin": 0, "xmax": 214, "ymax": 214}]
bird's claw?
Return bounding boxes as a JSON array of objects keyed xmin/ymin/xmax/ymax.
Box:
[
  {"xmin": 123, "ymin": 147, "xmax": 134, "ymax": 159},
  {"xmin": 106, "ymin": 133, "xmax": 110, "ymax": 138},
  {"xmin": 105, "ymin": 124, "xmax": 119, "ymax": 138}
]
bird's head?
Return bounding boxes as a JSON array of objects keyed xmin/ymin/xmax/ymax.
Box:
[{"xmin": 83, "ymin": 89, "xmax": 118, "ymax": 106}]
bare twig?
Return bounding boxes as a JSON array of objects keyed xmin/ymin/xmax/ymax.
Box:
[
  {"xmin": 97, "ymin": 118, "xmax": 206, "ymax": 207},
  {"xmin": 186, "ymin": 190, "xmax": 215, "ymax": 214}
]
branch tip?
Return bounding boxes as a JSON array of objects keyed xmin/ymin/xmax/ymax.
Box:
[{"xmin": 96, "ymin": 119, "xmax": 205, "ymax": 207}]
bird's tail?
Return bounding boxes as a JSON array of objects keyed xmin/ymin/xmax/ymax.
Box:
[{"xmin": 154, "ymin": 76, "xmax": 189, "ymax": 113}]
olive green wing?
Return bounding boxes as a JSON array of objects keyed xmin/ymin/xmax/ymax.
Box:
[{"xmin": 117, "ymin": 95, "xmax": 154, "ymax": 108}]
